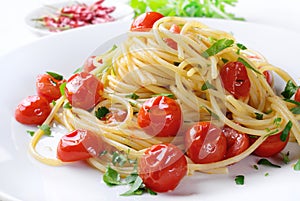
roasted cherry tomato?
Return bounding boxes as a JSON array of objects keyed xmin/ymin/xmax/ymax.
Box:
[
  {"xmin": 15, "ymin": 95, "xmax": 51, "ymax": 125},
  {"xmin": 57, "ymin": 129, "xmax": 105, "ymax": 162},
  {"xmin": 36, "ymin": 73, "xmax": 65, "ymax": 102},
  {"xmin": 185, "ymin": 122, "xmax": 227, "ymax": 164},
  {"xmin": 138, "ymin": 143, "xmax": 187, "ymax": 192},
  {"xmin": 137, "ymin": 96, "xmax": 182, "ymax": 137},
  {"xmin": 65, "ymin": 72, "xmax": 104, "ymax": 110},
  {"xmin": 222, "ymin": 125, "xmax": 250, "ymax": 158},
  {"xmin": 220, "ymin": 61, "xmax": 251, "ymax": 99},
  {"xmin": 130, "ymin": 11, "xmax": 164, "ymax": 31},
  {"xmin": 250, "ymin": 132, "xmax": 290, "ymax": 157},
  {"xmin": 294, "ymin": 88, "xmax": 300, "ymax": 102}
]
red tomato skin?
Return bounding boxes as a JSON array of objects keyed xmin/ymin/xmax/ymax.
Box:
[
  {"xmin": 65, "ymin": 72, "xmax": 104, "ymax": 110},
  {"xmin": 138, "ymin": 143, "xmax": 187, "ymax": 192},
  {"xmin": 165, "ymin": 24, "xmax": 181, "ymax": 50},
  {"xmin": 130, "ymin": 12, "xmax": 164, "ymax": 31},
  {"xmin": 220, "ymin": 61, "xmax": 251, "ymax": 98},
  {"xmin": 250, "ymin": 132, "xmax": 290, "ymax": 157},
  {"xmin": 222, "ymin": 125, "xmax": 250, "ymax": 158},
  {"xmin": 137, "ymin": 96, "xmax": 182, "ymax": 137},
  {"xmin": 57, "ymin": 129, "xmax": 105, "ymax": 162},
  {"xmin": 36, "ymin": 74, "xmax": 65, "ymax": 102},
  {"xmin": 295, "ymin": 88, "xmax": 300, "ymax": 102},
  {"xmin": 15, "ymin": 95, "xmax": 51, "ymax": 125},
  {"xmin": 263, "ymin": 70, "xmax": 273, "ymax": 86},
  {"xmin": 185, "ymin": 122, "xmax": 227, "ymax": 164}
]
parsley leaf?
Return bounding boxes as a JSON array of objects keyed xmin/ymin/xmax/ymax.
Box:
[
  {"xmin": 290, "ymin": 106, "xmax": 300, "ymax": 114},
  {"xmin": 237, "ymin": 57, "xmax": 262, "ymax": 74},
  {"xmin": 281, "ymin": 120, "xmax": 292, "ymax": 142},
  {"xmin": 235, "ymin": 175, "xmax": 244, "ymax": 185},
  {"xmin": 237, "ymin": 43, "xmax": 247, "ymax": 50},
  {"xmin": 151, "ymin": 93, "xmax": 175, "ymax": 99},
  {"xmin": 257, "ymin": 158, "xmax": 281, "ymax": 168},
  {"xmin": 281, "ymin": 151, "xmax": 290, "ymax": 164},
  {"xmin": 46, "ymin": 71, "xmax": 64, "ymax": 80},
  {"xmin": 120, "ymin": 176, "xmax": 144, "ymax": 196},
  {"xmin": 37, "ymin": 124, "xmax": 52, "ymax": 136},
  {"xmin": 112, "ymin": 151, "xmax": 128, "ymax": 166},
  {"xmin": 202, "ymin": 38, "xmax": 234, "ymax": 58},
  {"xmin": 294, "ymin": 159, "xmax": 300, "ymax": 171},
  {"xmin": 201, "ymin": 81, "xmax": 216, "ymax": 91},
  {"xmin": 95, "ymin": 106, "xmax": 110, "ymax": 120},
  {"xmin": 281, "ymin": 80, "xmax": 298, "ymax": 99},
  {"xmin": 59, "ymin": 82, "xmax": 67, "ymax": 96},
  {"xmin": 125, "ymin": 93, "xmax": 140, "ymax": 100},
  {"xmin": 26, "ymin": 130, "xmax": 35, "ymax": 137},
  {"xmin": 103, "ymin": 166, "xmax": 122, "ymax": 186},
  {"xmin": 63, "ymin": 102, "xmax": 72, "ymax": 109},
  {"xmin": 255, "ymin": 112, "xmax": 263, "ymax": 120}
]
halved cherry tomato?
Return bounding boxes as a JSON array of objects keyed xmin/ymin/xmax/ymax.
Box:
[
  {"xmin": 222, "ymin": 125, "xmax": 250, "ymax": 158},
  {"xmin": 57, "ymin": 129, "xmax": 105, "ymax": 162},
  {"xmin": 250, "ymin": 132, "xmax": 290, "ymax": 157},
  {"xmin": 263, "ymin": 70, "xmax": 273, "ymax": 86},
  {"xmin": 185, "ymin": 122, "xmax": 227, "ymax": 164},
  {"xmin": 65, "ymin": 72, "xmax": 104, "ymax": 110},
  {"xmin": 130, "ymin": 12, "xmax": 164, "ymax": 32},
  {"xmin": 294, "ymin": 88, "xmax": 300, "ymax": 102},
  {"xmin": 165, "ymin": 24, "xmax": 181, "ymax": 50},
  {"xmin": 220, "ymin": 61, "xmax": 251, "ymax": 99},
  {"xmin": 137, "ymin": 96, "xmax": 182, "ymax": 137},
  {"xmin": 15, "ymin": 95, "xmax": 51, "ymax": 125},
  {"xmin": 138, "ymin": 143, "xmax": 187, "ymax": 192},
  {"xmin": 105, "ymin": 108, "xmax": 127, "ymax": 123},
  {"xmin": 36, "ymin": 73, "xmax": 65, "ymax": 102}
]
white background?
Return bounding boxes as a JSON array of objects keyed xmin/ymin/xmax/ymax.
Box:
[{"xmin": 0, "ymin": 0, "xmax": 300, "ymax": 56}]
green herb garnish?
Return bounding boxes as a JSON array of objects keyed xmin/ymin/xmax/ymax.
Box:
[
  {"xmin": 281, "ymin": 151, "xmax": 290, "ymax": 164},
  {"xmin": 59, "ymin": 82, "xmax": 67, "ymax": 96},
  {"xmin": 237, "ymin": 57, "xmax": 261, "ymax": 74},
  {"xmin": 63, "ymin": 102, "xmax": 72, "ymax": 109},
  {"xmin": 151, "ymin": 93, "xmax": 175, "ymax": 99},
  {"xmin": 294, "ymin": 159, "xmax": 300, "ymax": 171},
  {"xmin": 126, "ymin": 93, "xmax": 140, "ymax": 100},
  {"xmin": 201, "ymin": 81, "xmax": 216, "ymax": 91},
  {"xmin": 255, "ymin": 112, "xmax": 263, "ymax": 120},
  {"xmin": 281, "ymin": 80, "xmax": 298, "ymax": 99},
  {"xmin": 47, "ymin": 71, "xmax": 63, "ymax": 80},
  {"xmin": 202, "ymin": 38, "xmax": 234, "ymax": 58},
  {"xmin": 257, "ymin": 158, "xmax": 281, "ymax": 168},
  {"xmin": 95, "ymin": 106, "xmax": 110, "ymax": 120},
  {"xmin": 103, "ymin": 166, "xmax": 122, "ymax": 186},
  {"xmin": 235, "ymin": 175, "xmax": 244, "ymax": 185},
  {"xmin": 37, "ymin": 124, "xmax": 52, "ymax": 136},
  {"xmin": 281, "ymin": 120, "xmax": 292, "ymax": 142},
  {"xmin": 26, "ymin": 130, "xmax": 35, "ymax": 137}
]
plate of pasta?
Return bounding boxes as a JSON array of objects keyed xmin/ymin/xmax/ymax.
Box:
[{"xmin": 1, "ymin": 13, "xmax": 300, "ymax": 201}]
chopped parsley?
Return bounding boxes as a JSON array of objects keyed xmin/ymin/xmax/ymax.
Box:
[
  {"xmin": 37, "ymin": 124, "xmax": 52, "ymax": 137},
  {"xmin": 235, "ymin": 175, "xmax": 244, "ymax": 185},
  {"xmin": 280, "ymin": 120, "xmax": 292, "ymax": 142},
  {"xmin": 254, "ymin": 112, "xmax": 263, "ymax": 120},
  {"xmin": 281, "ymin": 80, "xmax": 298, "ymax": 99},
  {"xmin": 47, "ymin": 71, "xmax": 64, "ymax": 80},
  {"xmin": 294, "ymin": 159, "xmax": 300, "ymax": 171},
  {"xmin": 125, "ymin": 93, "xmax": 140, "ymax": 100},
  {"xmin": 26, "ymin": 130, "xmax": 35, "ymax": 137},
  {"xmin": 237, "ymin": 57, "xmax": 261, "ymax": 75},
  {"xmin": 63, "ymin": 102, "xmax": 72, "ymax": 109},
  {"xmin": 59, "ymin": 82, "xmax": 67, "ymax": 96},
  {"xmin": 257, "ymin": 158, "xmax": 281, "ymax": 168},
  {"xmin": 281, "ymin": 151, "xmax": 290, "ymax": 164},
  {"xmin": 201, "ymin": 81, "xmax": 216, "ymax": 91},
  {"xmin": 103, "ymin": 166, "xmax": 122, "ymax": 186},
  {"xmin": 253, "ymin": 164, "xmax": 259, "ymax": 170},
  {"xmin": 202, "ymin": 38, "xmax": 234, "ymax": 58},
  {"xmin": 95, "ymin": 106, "xmax": 110, "ymax": 120},
  {"xmin": 151, "ymin": 93, "xmax": 175, "ymax": 99},
  {"xmin": 290, "ymin": 106, "xmax": 300, "ymax": 114}
]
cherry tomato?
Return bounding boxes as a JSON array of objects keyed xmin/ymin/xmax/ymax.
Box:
[
  {"xmin": 165, "ymin": 24, "xmax": 181, "ymax": 50},
  {"xmin": 105, "ymin": 108, "xmax": 127, "ymax": 123},
  {"xmin": 65, "ymin": 72, "xmax": 104, "ymax": 110},
  {"xmin": 185, "ymin": 122, "xmax": 227, "ymax": 164},
  {"xmin": 15, "ymin": 95, "xmax": 51, "ymax": 125},
  {"xmin": 222, "ymin": 125, "xmax": 250, "ymax": 158},
  {"xmin": 57, "ymin": 129, "xmax": 105, "ymax": 162},
  {"xmin": 250, "ymin": 132, "xmax": 290, "ymax": 157},
  {"xmin": 220, "ymin": 61, "xmax": 251, "ymax": 99},
  {"xmin": 294, "ymin": 88, "xmax": 300, "ymax": 102},
  {"xmin": 130, "ymin": 12, "xmax": 164, "ymax": 32},
  {"xmin": 36, "ymin": 73, "xmax": 65, "ymax": 102},
  {"xmin": 138, "ymin": 143, "xmax": 187, "ymax": 192},
  {"xmin": 137, "ymin": 96, "xmax": 182, "ymax": 137},
  {"xmin": 263, "ymin": 70, "xmax": 273, "ymax": 86}
]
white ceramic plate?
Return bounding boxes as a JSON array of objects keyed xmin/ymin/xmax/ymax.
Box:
[
  {"xmin": 1, "ymin": 18, "xmax": 300, "ymax": 201},
  {"xmin": 24, "ymin": 0, "xmax": 134, "ymax": 36}
]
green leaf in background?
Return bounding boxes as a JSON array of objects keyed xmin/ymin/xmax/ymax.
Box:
[{"xmin": 129, "ymin": 0, "xmax": 244, "ymax": 20}]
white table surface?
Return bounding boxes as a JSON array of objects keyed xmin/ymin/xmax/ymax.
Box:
[{"xmin": 0, "ymin": 0, "xmax": 300, "ymax": 57}]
